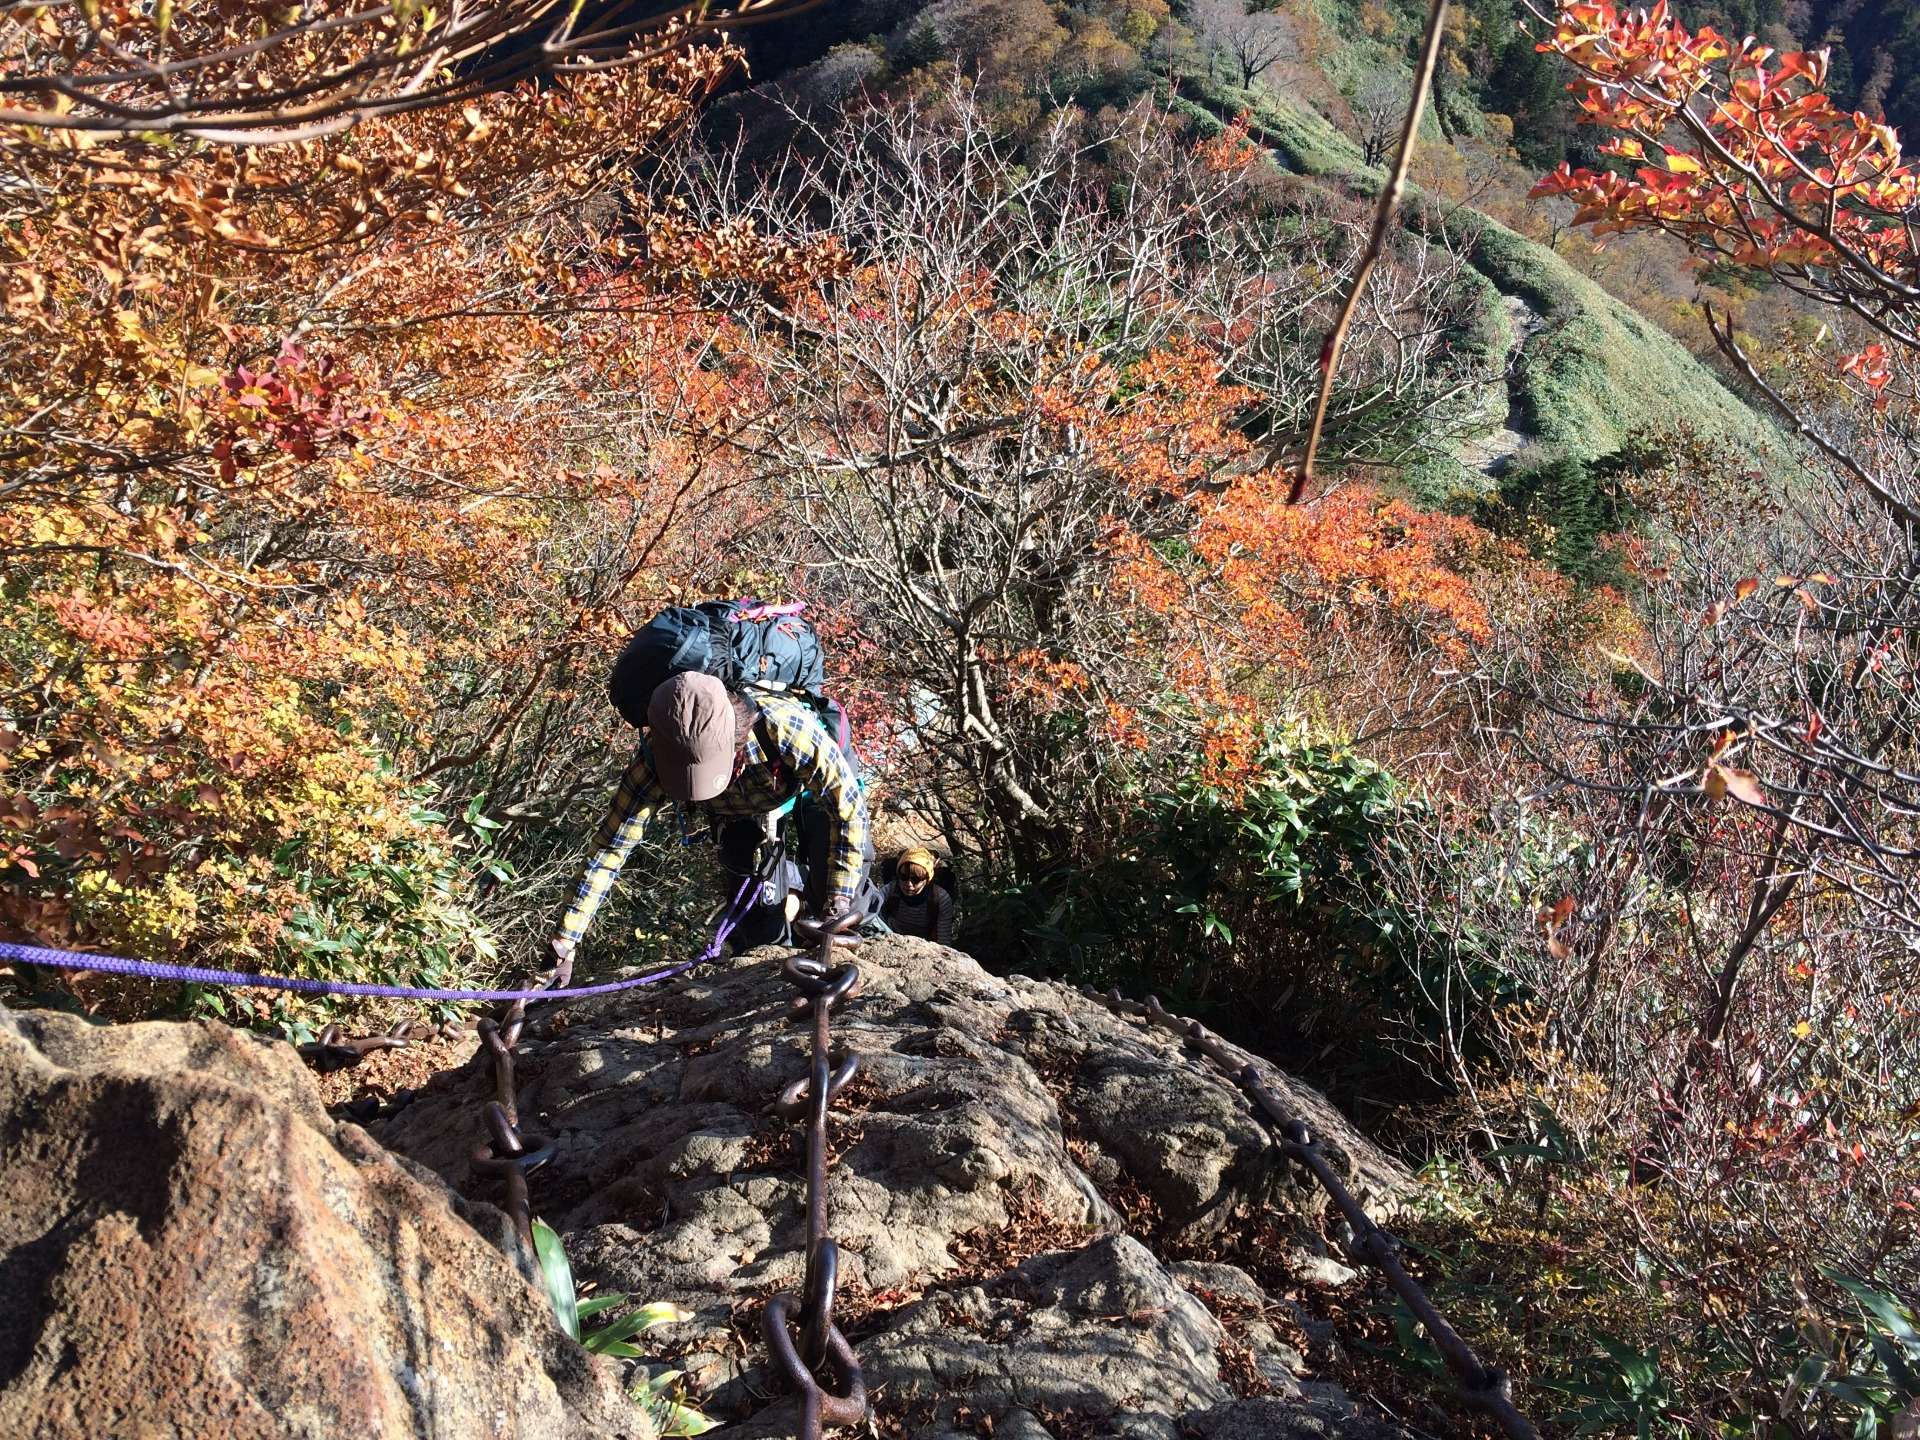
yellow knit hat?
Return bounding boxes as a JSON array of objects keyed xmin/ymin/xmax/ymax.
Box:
[{"xmin": 898, "ymin": 846, "xmax": 937, "ymax": 879}]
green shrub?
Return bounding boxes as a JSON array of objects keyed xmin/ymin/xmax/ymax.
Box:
[
  {"xmin": 970, "ymin": 724, "xmax": 1534, "ymax": 1098},
  {"xmin": 1467, "ymin": 449, "xmax": 1642, "ymax": 586}
]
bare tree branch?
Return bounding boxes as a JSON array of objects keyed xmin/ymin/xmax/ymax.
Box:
[
  {"xmin": 1272, "ymin": 0, "xmax": 1449, "ymax": 502},
  {"xmin": 0, "ymin": 0, "xmax": 816, "ymax": 139}
]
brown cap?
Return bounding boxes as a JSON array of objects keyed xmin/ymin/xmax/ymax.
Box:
[{"xmin": 647, "ymin": 672, "xmax": 736, "ymax": 804}]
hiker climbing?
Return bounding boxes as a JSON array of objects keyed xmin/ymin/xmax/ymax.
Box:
[
  {"xmin": 550, "ymin": 601, "xmax": 879, "ymax": 961},
  {"xmin": 879, "ymin": 845, "xmax": 956, "ymax": 945}
]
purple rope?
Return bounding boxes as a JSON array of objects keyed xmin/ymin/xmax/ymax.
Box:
[
  {"xmin": 700, "ymin": 867, "xmax": 762, "ymax": 966},
  {"xmin": 0, "ymin": 872, "xmax": 765, "ymax": 1005}
]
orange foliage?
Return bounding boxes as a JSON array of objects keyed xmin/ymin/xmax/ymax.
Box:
[
  {"xmin": 1531, "ymin": 2, "xmax": 1918, "ymax": 392},
  {"xmin": 1003, "ymin": 649, "xmax": 1095, "ymax": 712},
  {"xmin": 1197, "ymin": 481, "xmax": 1493, "ymax": 653},
  {"xmin": 1066, "ymin": 350, "xmax": 1501, "ymax": 786},
  {"xmin": 1194, "ymin": 113, "xmax": 1263, "ymax": 174},
  {"xmin": 0, "ymin": 40, "xmax": 833, "ymax": 975}
]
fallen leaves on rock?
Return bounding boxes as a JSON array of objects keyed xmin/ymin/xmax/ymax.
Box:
[{"xmin": 315, "ymin": 1032, "xmax": 477, "ymax": 1110}]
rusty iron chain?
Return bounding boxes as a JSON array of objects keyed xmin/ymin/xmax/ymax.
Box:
[
  {"xmin": 763, "ymin": 911, "xmax": 870, "ymax": 1439},
  {"xmin": 1086, "ymin": 987, "xmax": 1540, "ymax": 1440},
  {"xmin": 298, "ymin": 897, "xmax": 870, "ymax": 1438},
  {"xmin": 298, "ymin": 947, "xmax": 1506, "ymax": 1439},
  {"xmin": 463, "ymin": 947, "xmax": 576, "ymax": 1254}
]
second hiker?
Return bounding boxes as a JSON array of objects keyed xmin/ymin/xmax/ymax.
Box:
[{"xmin": 879, "ymin": 845, "xmax": 957, "ymax": 945}]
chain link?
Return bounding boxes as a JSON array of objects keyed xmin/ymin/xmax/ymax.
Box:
[
  {"xmin": 291, "ymin": 960, "xmax": 570, "ymax": 1251},
  {"xmin": 761, "ymin": 912, "xmax": 871, "ymax": 1440},
  {"xmin": 1086, "ymin": 988, "xmax": 1540, "ymax": 1440},
  {"xmin": 297, "ymin": 1017, "xmax": 459, "ymax": 1073}
]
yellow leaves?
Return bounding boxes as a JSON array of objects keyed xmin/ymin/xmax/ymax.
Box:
[
  {"xmin": 24, "ymin": 508, "xmax": 91, "ymax": 548},
  {"xmin": 70, "ymin": 868, "xmax": 202, "ymax": 956},
  {"xmin": 5, "ymin": 266, "xmax": 50, "ymax": 318},
  {"xmin": 113, "ymin": 308, "xmax": 152, "ymax": 345},
  {"xmin": 0, "ymin": 36, "xmax": 812, "ymax": 972}
]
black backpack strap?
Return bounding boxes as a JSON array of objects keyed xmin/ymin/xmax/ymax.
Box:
[{"xmin": 701, "ymin": 601, "xmax": 743, "ymax": 686}]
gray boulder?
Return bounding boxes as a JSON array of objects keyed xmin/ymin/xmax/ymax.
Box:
[{"xmin": 379, "ymin": 933, "xmax": 1410, "ymax": 1437}]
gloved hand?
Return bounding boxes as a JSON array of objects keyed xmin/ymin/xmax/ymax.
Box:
[{"xmin": 548, "ymin": 936, "xmax": 576, "ymax": 965}]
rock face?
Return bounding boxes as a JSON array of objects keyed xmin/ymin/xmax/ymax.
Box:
[
  {"xmin": 0, "ymin": 1007, "xmax": 651, "ymax": 1440},
  {"xmin": 379, "ymin": 934, "xmax": 1411, "ymax": 1439}
]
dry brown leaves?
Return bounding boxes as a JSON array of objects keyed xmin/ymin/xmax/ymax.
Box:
[
  {"xmin": 312, "ymin": 1031, "xmax": 478, "ymax": 1109},
  {"xmin": 945, "ymin": 1176, "xmax": 1100, "ymax": 1283}
]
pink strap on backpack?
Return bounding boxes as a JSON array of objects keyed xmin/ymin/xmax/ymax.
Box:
[{"xmin": 733, "ymin": 601, "xmax": 806, "ymax": 623}]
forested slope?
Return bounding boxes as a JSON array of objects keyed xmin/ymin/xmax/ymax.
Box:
[
  {"xmin": 732, "ymin": 0, "xmax": 1789, "ymax": 504},
  {"xmin": 4, "ymin": 5, "xmax": 1917, "ymax": 1439}
]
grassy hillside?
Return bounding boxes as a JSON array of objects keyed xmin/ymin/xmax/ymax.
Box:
[
  {"xmin": 1180, "ymin": 74, "xmax": 1787, "ymax": 489},
  {"xmin": 1462, "ymin": 220, "xmax": 1779, "ymax": 463}
]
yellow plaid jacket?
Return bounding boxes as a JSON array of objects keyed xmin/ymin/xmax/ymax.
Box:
[{"xmin": 556, "ymin": 693, "xmax": 867, "ymax": 945}]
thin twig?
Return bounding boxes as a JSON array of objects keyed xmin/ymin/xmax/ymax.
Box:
[
  {"xmin": 1704, "ymin": 305, "xmax": 1920, "ymax": 531},
  {"xmin": 1270, "ymin": 0, "xmax": 1450, "ymax": 502}
]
